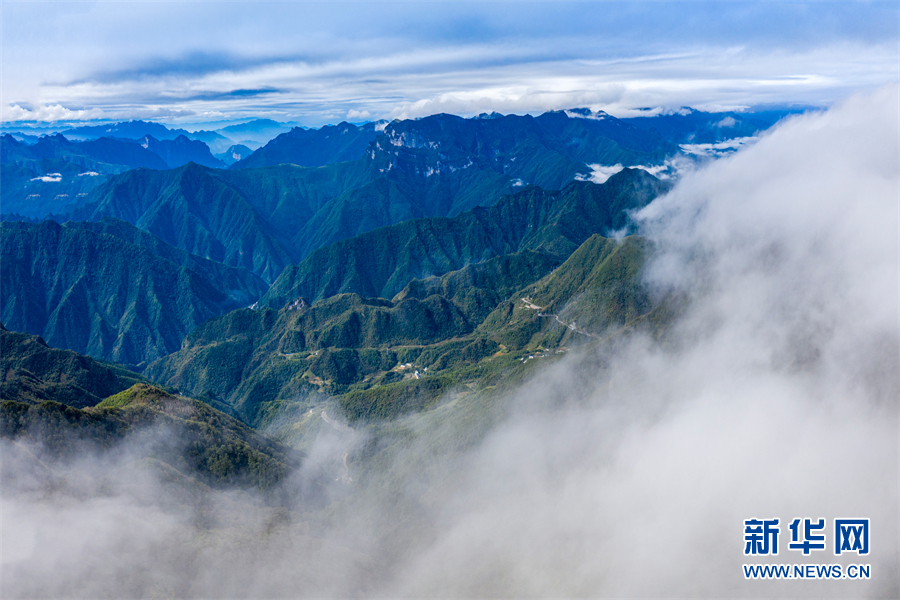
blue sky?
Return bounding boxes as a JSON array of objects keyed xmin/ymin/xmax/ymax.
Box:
[{"xmin": 2, "ymin": 1, "xmax": 898, "ymax": 127}]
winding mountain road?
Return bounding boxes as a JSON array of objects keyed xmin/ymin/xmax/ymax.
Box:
[{"xmin": 521, "ymin": 297, "xmax": 601, "ymax": 340}]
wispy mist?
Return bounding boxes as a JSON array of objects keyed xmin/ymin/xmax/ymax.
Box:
[{"xmin": 2, "ymin": 86, "xmax": 897, "ymax": 598}]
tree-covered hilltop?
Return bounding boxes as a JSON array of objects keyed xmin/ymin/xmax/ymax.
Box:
[
  {"xmin": 2, "ymin": 383, "xmax": 305, "ymax": 492},
  {"xmin": 0, "ymin": 324, "xmax": 153, "ymax": 408},
  {"xmin": 67, "ymin": 163, "xmax": 300, "ymax": 283},
  {"xmin": 1, "ymin": 326, "xmax": 311, "ymax": 494}
]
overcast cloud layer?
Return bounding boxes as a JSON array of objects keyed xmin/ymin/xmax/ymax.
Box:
[{"xmin": 2, "ymin": 1, "xmax": 898, "ymax": 126}]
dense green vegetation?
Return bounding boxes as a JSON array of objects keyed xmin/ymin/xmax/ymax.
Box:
[
  {"xmin": 57, "ymin": 110, "xmax": 677, "ymax": 285},
  {"xmin": 147, "ymin": 224, "xmax": 661, "ymax": 427},
  {"xmin": 0, "ymin": 324, "xmax": 153, "ymax": 407},
  {"xmin": 476, "ymin": 234, "xmax": 653, "ymax": 348},
  {"xmin": 259, "ymin": 168, "xmax": 667, "ymax": 307},
  {"xmin": 66, "ymin": 217, "xmax": 268, "ymax": 300},
  {"xmin": 68, "ymin": 163, "xmax": 299, "ymax": 283},
  {"xmin": 143, "ymin": 290, "xmax": 492, "ymax": 425},
  {"xmin": 1, "ymin": 219, "xmax": 266, "ymax": 367},
  {"xmin": 340, "ymin": 374, "xmax": 458, "ymax": 421},
  {"xmin": 1, "ymin": 383, "xmax": 304, "ymax": 491},
  {"xmin": 5, "ymin": 165, "xmax": 662, "ymax": 371}
]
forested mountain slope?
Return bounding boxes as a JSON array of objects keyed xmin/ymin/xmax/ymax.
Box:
[
  {"xmin": 259, "ymin": 168, "xmax": 667, "ymax": 307},
  {"xmin": 1, "ymin": 219, "xmax": 267, "ymax": 367},
  {"xmin": 0, "ymin": 324, "xmax": 153, "ymax": 408}
]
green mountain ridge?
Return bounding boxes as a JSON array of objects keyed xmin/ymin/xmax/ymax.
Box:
[
  {"xmin": 65, "ymin": 217, "xmax": 268, "ymax": 302},
  {"xmin": 260, "ymin": 168, "xmax": 668, "ymax": 308},
  {"xmin": 146, "ymin": 225, "xmax": 661, "ymax": 427},
  {"xmin": 231, "ymin": 121, "xmax": 382, "ymax": 169},
  {"xmin": 0, "ymin": 324, "xmax": 154, "ymax": 408},
  {"xmin": 1, "ymin": 219, "xmax": 267, "ymax": 367},
  {"xmin": 65, "ymin": 149, "xmax": 524, "ymax": 283},
  {"xmin": 475, "ymin": 234, "xmax": 655, "ymax": 349},
  {"xmin": 2, "ymin": 383, "xmax": 305, "ymax": 493},
  {"xmin": 143, "ymin": 247, "xmax": 562, "ymax": 425},
  {"xmin": 55, "ymin": 109, "xmax": 680, "ymax": 287},
  {"xmin": 68, "ymin": 163, "xmax": 298, "ymax": 283}
]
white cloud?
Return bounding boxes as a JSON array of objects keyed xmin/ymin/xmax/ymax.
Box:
[
  {"xmin": 716, "ymin": 115, "xmax": 736, "ymax": 127},
  {"xmin": 29, "ymin": 173, "xmax": 62, "ymax": 182},
  {"xmin": 633, "ymin": 163, "xmax": 672, "ymax": 178},
  {"xmin": 576, "ymin": 163, "xmax": 624, "ymax": 184},
  {"xmin": 563, "ymin": 108, "xmax": 608, "ymax": 120},
  {"xmin": 387, "ymin": 85, "xmax": 900, "ymax": 597},
  {"xmin": 3, "ymin": 104, "xmax": 103, "ymax": 123},
  {"xmin": 578, "ymin": 161, "xmax": 692, "ymax": 185},
  {"xmin": 346, "ymin": 109, "xmax": 371, "ymax": 120},
  {"xmin": 680, "ymin": 136, "xmax": 758, "ymax": 157}
]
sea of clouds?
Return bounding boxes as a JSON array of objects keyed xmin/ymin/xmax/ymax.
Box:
[{"xmin": 2, "ymin": 86, "xmax": 897, "ymax": 598}]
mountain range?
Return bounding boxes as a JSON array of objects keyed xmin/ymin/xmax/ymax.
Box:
[
  {"xmin": 259, "ymin": 169, "xmax": 666, "ymax": 307},
  {"xmin": 2, "ymin": 106, "xmax": 794, "ymax": 223},
  {"xmin": 137, "ymin": 134, "xmax": 224, "ymax": 169},
  {"xmin": 53, "ymin": 109, "xmax": 686, "ymax": 284},
  {"xmin": 2, "ymin": 105, "xmax": 798, "ymax": 432}
]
